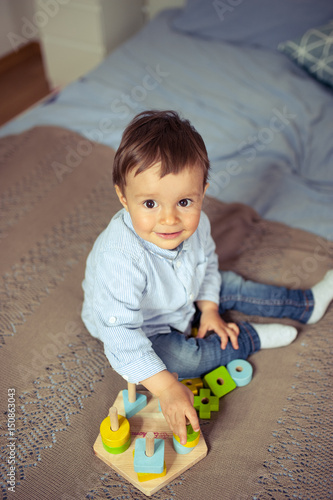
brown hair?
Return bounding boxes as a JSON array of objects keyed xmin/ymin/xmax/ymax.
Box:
[{"xmin": 112, "ymin": 110, "xmax": 210, "ymax": 194}]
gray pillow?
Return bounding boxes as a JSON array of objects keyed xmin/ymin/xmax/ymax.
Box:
[{"xmin": 278, "ymin": 21, "xmax": 333, "ymax": 88}]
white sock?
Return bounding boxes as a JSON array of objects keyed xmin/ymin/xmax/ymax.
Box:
[
  {"xmin": 251, "ymin": 323, "xmax": 298, "ymax": 349},
  {"xmin": 307, "ymin": 270, "xmax": 333, "ymax": 324}
]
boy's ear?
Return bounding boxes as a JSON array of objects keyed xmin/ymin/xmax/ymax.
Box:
[
  {"xmin": 115, "ymin": 185, "xmax": 128, "ymax": 211},
  {"xmin": 203, "ymin": 183, "xmax": 209, "ymax": 196}
]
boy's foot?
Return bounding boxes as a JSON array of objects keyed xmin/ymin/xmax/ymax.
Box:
[
  {"xmin": 251, "ymin": 323, "xmax": 298, "ymax": 349},
  {"xmin": 307, "ymin": 270, "xmax": 333, "ymax": 324}
]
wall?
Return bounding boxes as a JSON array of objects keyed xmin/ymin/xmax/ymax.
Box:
[
  {"xmin": 0, "ymin": 0, "xmax": 36, "ymax": 58},
  {"xmin": 145, "ymin": 0, "xmax": 185, "ymax": 20},
  {"xmin": 0, "ymin": 0, "xmax": 187, "ymax": 59}
]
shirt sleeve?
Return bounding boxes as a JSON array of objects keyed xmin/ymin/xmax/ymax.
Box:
[
  {"xmin": 196, "ymin": 214, "xmax": 221, "ymax": 304},
  {"xmin": 92, "ymin": 249, "xmax": 167, "ymax": 383}
]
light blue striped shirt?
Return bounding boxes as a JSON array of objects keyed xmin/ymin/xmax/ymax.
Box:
[{"xmin": 81, "ymin": 209, "xmax": 221, "ymax": 383}]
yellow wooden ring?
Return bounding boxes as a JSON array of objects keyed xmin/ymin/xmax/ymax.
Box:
[
  {"xmin": 100, "ymin": 414, "xmax": 130, "ymax": 448},
  {"xmin": 173, "ymin": 431, "xmax": 200, "ymax": 448}
]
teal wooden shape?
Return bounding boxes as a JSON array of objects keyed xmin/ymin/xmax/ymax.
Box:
[
  {"xmin": 122, "ymin": 390, "xmax": 147, "ymax": 418},
  {"xmin": 227, "ymin": 359, "xmax": 253, "ymax": 387},
  {"xmin": 193, "ymin": 388, "xmax": 219, "ymax": 419},
  {"xmin": 203, "ymin": 366, "xmax": 236, "ymax": 398},
  {"xmin": 172, "ymin": 436, "xmax": 193, "ymax": 454},
  {"xmin": 134, "ymin": 438, "xmax": 165, "ymax": 473}
]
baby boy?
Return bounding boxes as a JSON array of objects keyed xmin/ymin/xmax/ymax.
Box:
[{"xmin": 82, "ymin": 110, "xmax": 333, "ymax": 443}]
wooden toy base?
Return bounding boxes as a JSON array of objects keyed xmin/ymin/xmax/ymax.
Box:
[{"xmin": 93, "ymin": 390, "xmax": 208, "ymax": 496}]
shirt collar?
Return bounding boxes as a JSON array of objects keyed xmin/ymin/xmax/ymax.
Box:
[{"xmin": 122, "ymin": 209, "xmax": 191, "ymax": 260}]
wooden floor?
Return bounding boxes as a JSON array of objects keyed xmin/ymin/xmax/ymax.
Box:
[{"xmin": 0, "ymin": 43, "xmax": 50, "ymax": 127}]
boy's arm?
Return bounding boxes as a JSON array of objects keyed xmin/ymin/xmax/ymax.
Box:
[
  {"xmin": 140, "ymin": 370, "xmax": 200, "ymax": 445},
  {"xmin": 196, "ymin": 214, "xmax": 221, "ymax": 304},
  {"xmin": 196, "ymin": 214, "xmax": 239, "ymax": 349}
]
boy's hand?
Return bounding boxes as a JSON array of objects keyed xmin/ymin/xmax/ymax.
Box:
[
  {"xmin": 141, "ymin": 371, "xmax": 200, "ymax": 445},
  {"xmin": 196, "ymin": 300, "xmax": 239, "ymax": 350},
  {"xmin": 158, "ymin": 379, "xmax": 199, "ymax": 445}
]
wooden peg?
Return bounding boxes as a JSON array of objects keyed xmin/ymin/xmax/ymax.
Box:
[
  {"xmin": 134, "ymin": 433, "xmax": 165, "ymax": 474},
  {"xmin": 100, "ymin": 406, "xmax": 131, "ymax": 454},
  {"xmin": 122, "ymin": 382, "xmax": 147, "ymax": 418},
  {"xmin": 145, "ymin": 432, "xmax": 155, "ymax": 457},
  {"xmin": 128, "ymin": 382, "xmax": 137, "ymax": 403},
  {"xmin": 109, "ymin": 406, "xmax": 119, "ymax": 431}
]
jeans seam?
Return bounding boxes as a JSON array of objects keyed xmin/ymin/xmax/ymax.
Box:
[
  {"xmin": 242, "ymin": 322, "xmax": 256, "ymax": 353},
  {"xmin": 220, "ymin": 295, "xmax": 309, "ymax": 307},
  {"xmin": 298, "ymin": 290, "xmax": 314, "ymax": 322}
]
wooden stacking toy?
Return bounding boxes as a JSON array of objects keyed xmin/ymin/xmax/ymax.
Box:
[
  {"xmin": 193, "ymin": 388, "xmax": 219, "ymax": 419},
  {"xmin": 226, "ymin": 359, "xmax": 253, "ymax": 387},
  {"xmin": 94, "ymin": 359, "xmax": 260, "ymax": 495},
  {"xmin": 122, "ymin": 382, "xmax": 147, "ymax": 418},
  {"xmin": 100, "ymin": 406, "xmax": 131, "ymax": 454},
  {"xmin": 180, "ymin": 377, "xmax": 204, "ymax": 395},
  {"xmin": 133, "ymin": 432, "xmax": 167, "ymax": 482},
  {"xmin": 173, "ymin": 423, "xmax": 201, "ymax": 454},
  {"xmin": 203, "ymin": 365, "xmax": 237, "ymax": 398}
]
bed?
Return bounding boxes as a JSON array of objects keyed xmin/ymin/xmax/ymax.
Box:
[{"xmin": 1, "ymin": 1, "xmax": 333, "ymax": 499}]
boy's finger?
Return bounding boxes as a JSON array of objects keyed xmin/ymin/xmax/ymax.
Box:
[
  {"xmin": 222, "ymin": 330, "xmax": 239, "ymax": 350},
  {"xmin": 186, "ymin": 407, "xmax": 200, "ymax": 436},
  {"xmin": 217, "ymin": 327, "xmax": 238, "ymax": 350},
  {"xmin": 228, "ymin": 323, "xmax": 240, "ymax": 335},
  {"xmin": 220, "ymin": 335, "xmax": 228, "ymax": 350},
  {"xmin": 196, "ymin": 326, "xmax": 207, "ymax": 339},
  {"xmin": 227, "ymin": 325, "xmax": 239, "ymax": 349},
  {"xmin": 177, "ymin": 424, "xmax": 187, "ymax": 445}
]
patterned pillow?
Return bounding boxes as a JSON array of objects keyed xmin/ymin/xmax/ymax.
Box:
[{"xmin": 278, "ymin": 21, "xmax": 333, "ymax": 88}]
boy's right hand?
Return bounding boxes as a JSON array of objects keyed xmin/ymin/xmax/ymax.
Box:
[{"xmin": 141, "ymin": 370, "xmax": 200, "ymax": 445}]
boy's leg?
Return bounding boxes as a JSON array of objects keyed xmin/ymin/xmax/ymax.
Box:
[
  {"xmin": 219, "ymin": 271, "xmax": 314, "ymax": 323},
  {"xmin": 149, "ymin": 323, "xmax": 260, "ymax": 379}
]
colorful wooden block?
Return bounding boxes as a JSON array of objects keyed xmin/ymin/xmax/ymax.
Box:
[
  {"xmin": 137, "ymin": 463, "xmax": 167, "ymax": 482},
  {"xmin": 173, "ymin": 424, "xmax": 201, "ymax": 454},
  {"xmin": 134, "ymin": 433, "xmax": 165, "ymax": 474},
  {"xmin": 180, "ymin": 377, "xmax": 204, "ymax": 395},
  {"xmin": 191, "ymin": 327, "xmax": 198, "ymax": 337},
  {"xmin": 203, "ymin": 366, "xmax": 236, "ymax": 398},
  {"xmin": 227, "ymin": 359, "xmax": 253, "ymax": 387},
  {"xmin": 193, "ymin": 388, "xmax": 219, "ymax": 419},
  {"xmin": 103, "ymin": 437, "xmax": 131, "ymax": 455},
  {"xmin": 173, "ymin": 437, "xmax": 193, "ymax": 455},
  {"xmin": 122, "ymin": 383, "xmax": 147, "ymax": 418},
  {"xmin": 100, "ymin": 407, "xmax": 131, "ymax": 455}
]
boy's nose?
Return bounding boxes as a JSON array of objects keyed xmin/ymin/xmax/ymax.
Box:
[{"xmin": 160, "ymin": 207, "xmax": 178, "ymax": 225}]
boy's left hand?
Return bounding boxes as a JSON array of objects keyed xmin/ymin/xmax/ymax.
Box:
[{"xmin": 196, "ymin": 303, "xmax": 239, "ymax": 350}]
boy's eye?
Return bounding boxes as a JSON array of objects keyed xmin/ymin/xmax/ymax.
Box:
[
  {"xmin": 143, "ymin": 200, "xmax": 158, "ymax": 209},
  {"xmin": 178, "ymin": 198, "xmax": 192, "ymax": 208}
]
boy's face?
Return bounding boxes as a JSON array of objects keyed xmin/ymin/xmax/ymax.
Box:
[{"xmin": 115, "ymin": 163, "xmax": 208, "ymax": 250}]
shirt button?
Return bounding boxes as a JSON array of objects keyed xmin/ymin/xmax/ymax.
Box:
[
  {"xmin": 189, "ymin": 293, "xmax": 194, "ymax": 300},
  {"xmin": 176, "ymin": 260, "xmax": 181, "ymax": 268},
  {"xmin": 109, "ymin": 316, "xmax": 117, "ymax": 324}
]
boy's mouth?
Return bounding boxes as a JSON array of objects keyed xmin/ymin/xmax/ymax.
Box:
[{"xmin": 155, "ymin": 231, "xmax": 183, "ymax": 240}]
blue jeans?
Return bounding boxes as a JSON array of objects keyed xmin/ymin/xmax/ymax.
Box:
[{"xmin": 150, "ymin": 271, "xmax": 314, "ymax": 378}]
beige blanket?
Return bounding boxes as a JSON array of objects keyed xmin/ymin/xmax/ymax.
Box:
[{"xmin": 0, "ymin": 126, "xmax": 332, "ymax": 500}]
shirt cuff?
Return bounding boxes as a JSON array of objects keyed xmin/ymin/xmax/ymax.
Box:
[
  {"xmin": 195, "ymin": 292, "xmax": 220, "ymax": 305},
  {"xmin": 105, "ymin": 348, "xmax": 167, "ymax": 384}
]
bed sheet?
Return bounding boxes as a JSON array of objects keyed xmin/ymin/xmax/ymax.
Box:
[{"xmin": 1, "ymin": 9, "xmax": 332, "ymax": 239}]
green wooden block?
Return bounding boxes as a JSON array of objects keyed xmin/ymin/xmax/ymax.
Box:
[
  {"xmin": 203, "ymin": 366, "xmax": 237, "ymax": 398},
  {"xmin": 193, "ymin": 388, "xmax": 219, "ymax": 419},
  {"xmin": 102, "ymin": 436, "xmax": 131, "ymax": 455},
  {"xmin": 185, "ymin": 423, "xmax": 200, "ymax": 443}
]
